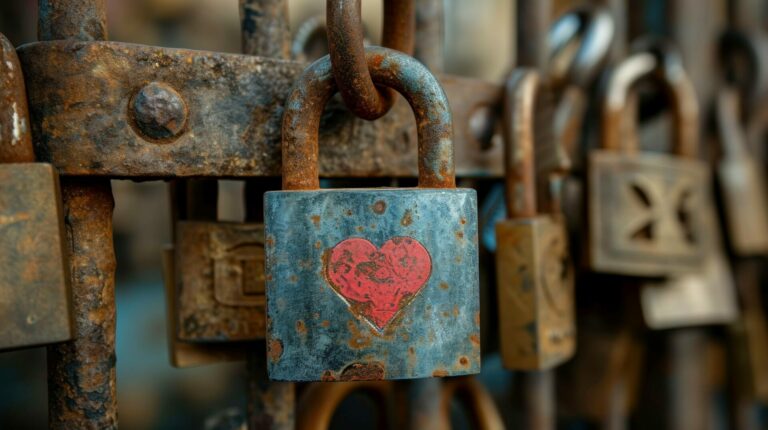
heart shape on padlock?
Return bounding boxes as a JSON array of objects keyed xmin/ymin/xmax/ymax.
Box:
[{"xmin": 326, "ymin": 237, "xmax": 432, "ymax": 330}]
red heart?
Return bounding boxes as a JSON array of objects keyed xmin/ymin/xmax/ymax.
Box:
[{"xmin": 326, "ymin": 237, "xmax": 432, "ymax": 330}]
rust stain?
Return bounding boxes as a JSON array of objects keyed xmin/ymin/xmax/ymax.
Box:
[
  {"xmin": 453, "ymin": 305, "xmax": 460, "ymax": 317},
  {"xmin": 356, "ymin": 225, "xmax": 364, "ymax": 232},
  {"xmin": 460, "ymin": 217, "xmax": 467, "ymax": 225},
  {"xmin": 347, "ymin": 320, "xmax": 372, "ymax": 349},
  {"xmin": 295, "ymin": 320, "xmax": 306, "ymax": 335},
  {"xmin": 432, "ymin": 369, "xmax": 448, "ymax": 377},
  {"xmin": 268, "ymin": 338, "xmax": 283, "ymax": 362},
  {"xmin": 372, "ymin": 200, "xmax": 387, "ymax": 214},
  {"xmin": 314, "ymin": 241, "xmax": 321, "ymax": 249},
  {"xmin": 439, "ymin": 282, "xmax": 449, "ymax": 290},
  {"xmin": 310, "ymin": 215, "xmax": 321, "ymax": 227},
  {"xmin": 339, "ymin": 362, "xmax": 385, "ymax": 381},
  {"xmin": 470, "ymin": 333, "xmax": 481, "ymax": 347},
  {"xmin": 400, "ymin": 209, "xmax": 413, "ymax": 226},
  {"xmin": 321, "ymin": 320, "xmax": 330, "ymax": 328},
  {"xmin": 455, "ymin": 231, "xmax": 464, "ymax": 240},
  {"xmin": 321, "ymin": 371, "xmax": 336, "ymax": 382}
]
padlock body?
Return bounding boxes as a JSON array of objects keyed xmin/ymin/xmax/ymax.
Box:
[
  {"xmin": 718, "ymin": 157, "xmax": 768, "ymax": 254},
  {"xmin": 0, "ymin": 163, "xmax": 71, "ymax": 350},
  {"xmin": 495, "ymin": 216, "xmax": 575, "ymax": 370},
  {"xmin": 588, "ymin": 151, "xmax": 711, "ymax": 276},
  {"xmin": 264, "ymin": 188, "xmax": 480, "ymax": 381},
  {"xmin": 176, "ymin": 222, "xmax": 266, "ymax": 342}
]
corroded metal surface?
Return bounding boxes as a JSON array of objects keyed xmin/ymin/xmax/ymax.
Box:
[
  {"xmin": 414, "ymin": 0, "xmax": 444, "ymax": 72},
  {"xmin": 240, "ymin": 0, "xmax": 291, "ymax": 58},
  {"xmin": 0, "ymin": 34, "xmax": 33, "ymax": 163},
  {"xmin": 176, "ymin": 222, "xmax": 266, "ymax": 342},
  {"xmin": 265, "ymin": 189, "xmax": 480, "ymax": 380},
  {"xmin": 17, "ymin": 40, "xmax": 502, "ymax": 178},
  {"xmin": 281, "ymin": 47, "xmax": 454, "ymax": 190},
  {"xmin": 327, "ymin": 0, "xmax": 415, "ymax": 120},
  {"xmin": 37, "ymin": 0, "xmax": 108, "ymax": 42},
  {"xmin": 47, "ymin": 178, "xmax": 117, "ymax": 429}
]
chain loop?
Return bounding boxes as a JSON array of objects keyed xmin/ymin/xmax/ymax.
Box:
[{"xmin": 327, "ymin": 0, "xmax": 415, "ymax": 120}]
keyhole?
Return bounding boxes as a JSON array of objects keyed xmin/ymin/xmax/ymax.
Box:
[{"xmin": 629, "ymin": 183, "xmax": 654, "ymax": 241}]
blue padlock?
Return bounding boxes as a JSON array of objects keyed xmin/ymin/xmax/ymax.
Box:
[{"xmin": 264, "ymin": 47, "xmax": 481, "ymax": 381}]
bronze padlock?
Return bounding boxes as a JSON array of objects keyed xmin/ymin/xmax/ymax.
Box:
[
  {"xmin": 162, "ymin": 246, "xmax": 245, "ymax": 367},
  {"xmin": 0, "ymin": 33, "xmax": 72, "ymax": 350},
  {"xmin": 588, "ymin": 51, "xmax": 711, "ymax": 276},
  {"xmin": 175, "ymin": 221, "xmax": 266, "ymax": 342},
  {"xmin": 715, "ymin": 87, "xmax": 768, "ymax": 255},
  {"xmin": 495, "ymin": 70, "xmax": 575, "ymax": 370}
]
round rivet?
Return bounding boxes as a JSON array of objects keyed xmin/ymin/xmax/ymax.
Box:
[{"xmin": 131, "ymin": 82, "xmax": 188, "ymax": 141}]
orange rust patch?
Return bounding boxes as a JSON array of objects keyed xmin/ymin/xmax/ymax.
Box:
[
  {"xmin": 265, "ymin": 236, "xmax": 275, "ymax": 247},
  {"xmin": 289, "ymin": 274, "xmax": 298, "ymax": 283},
  {"xmin": 455, "ymin": 231, "xmax": 464, "ymax": 240},
  {"xmin": 348, "ymin": 320, "xmax": 372, "ymax": 349},
  {"xmin": 372, "ymin": 200, "xmax": 387, "ymax": 214},
  {"xmin": 459, "ymin": 356, "xmax": 469, "ymax": 367},
  {"xmin": 401, "ymin": 333, "xmax": 410, "ymax": 341},
  {"xmin": 314, "ymin": 241, "xmax": 322, "ymax": 249},
  {"xmin": 432, "ymin": 369, "xmax": 448, "ymax": 377},
  {"xmin": 268, "ymin": 339, "xmax": 283, "ymax": 362},
  {"xmin": 453, "ymin": 305, "xmax": 459, "ymax": 317},
  {"xmin": 442, "ymin": 311, "xmax": 450, "ymax": 318},
  {"xmin": 460, "ymin": 217, "xmax": 467, "ymax": 225},
  {"xmin": 295, "ymin": 320, "xmax": 306, "ymax": 335},
  {"xmin": 340, "ymin": 362, "xmax": 385, "ymax": 381},
  {"xmin": 356, "ymin": 225, "xmax": 364, "ymax": 232},
  {"xmin": 321, "ymin": 371, "xmax": 336, "ymax": 382},
  {"xmin": 321, "ymin": 320, "xmax": 330, "ymax": 328},
  {"xmin": 470, "ymin": 333, "xmax": 480, "ymax": 347},
  {"xmin": 439, "ymin": 282, "xmax": 449, "ymax": 290},
  {"xmin": 310, "ymin": 215, "xmax": 321, "ymax": 227},
  {"xmin": 345, "ymin": 209, "xmax": 353, "ymax": 216},
  {"xmin": 475, "ymin": 312, "xmax": 481, "ymax": 326},
  {"xmin": 401, "ymin": 209, "xmax": 413, "ymax": 226}
]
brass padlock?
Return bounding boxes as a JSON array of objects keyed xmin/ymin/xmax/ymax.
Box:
[
  {"xmin": 495, "ymin": 70, "xmax": 575, "ymax": 370},
  {"xmin": 175, "ymin": 221, "xmax": 266, "ymax": 342},
  {"xmin": 0, "ymin": 33, "xmax": 72, "ymax": 350},
  {"xmin": 715, "ymin": 87, "xmax": 768, "ymax": 255},
  {"xmin": 162, "ymin": 246, "xmax": 245, "ymax": 367},
  {"xmin": 588, "ymin": 52, "xmax": 711, "ymax": 276}
]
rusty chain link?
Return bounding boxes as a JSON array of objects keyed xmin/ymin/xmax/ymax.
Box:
[{"xmin": 327, "ymin": 0, "xmax": 415, "ymax": 120}]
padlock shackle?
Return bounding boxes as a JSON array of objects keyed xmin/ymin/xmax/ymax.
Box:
[
  {"xmin": 717, "ymin": 87, "xmax": 751, "ymax": 160},
  {"xmin": 0, "ymin": 33, "xmax": 35, "ymax": 163},
  {"xmin": 281, "ymin": 46, "xmax": 455, "ymax": 190},
  {"xmin": 502, "ymin": 69, "xmax": 539, "ymax": 219},
  {"xmin": 296, "ymin": 381, "xmax": 391, "ymax": 430},
  {"xmin": 601, "ymin": 51, "xmax": 699, "ymax": 158}
]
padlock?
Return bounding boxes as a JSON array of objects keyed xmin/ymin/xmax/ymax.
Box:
[
  {"xmin": 265, "ymin": 47, "xmax": 480, "ymax": 381},
  {"xmin": 162, "ymin": 246, "xmax": 246, "ymax": 367},
  {"xmin": 715, "ymin": 87, "xmax": 768, "ymax": 255},
  {"xmin": 495, "ymin": 69, "xmax": 575, "ymax": 370},
  {"xmin": 587, "ymin": 51, "xmax": 711, "ymax": 276},
  {"xmin": 175, "ymin": 221, "xmax": 267, "ymax": 342},
  {"xmin": 0, "ymin": 33, "xmax": 72, "ymax": 350}
]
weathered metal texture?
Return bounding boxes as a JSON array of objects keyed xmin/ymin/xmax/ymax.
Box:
[
  {"xmin": 521, "ymin": 372, "xmax": 555, "ymax": 430},
  {"xmin": 47, "ymin": 178, "xmax": 117, "ymax": 429},
  {"xmin": 17, "ymin": 41, "xmax": 502, "ymax": 178},
  {"xmin": 716, "ymin": 87, "xmax": 768, "ymax": 254},
  {"xmin": 37, "ymin": 0, "xmax": 108, "ymax": 42},
  {"xmin": 265, "ymin": 189, "xmax": 479, "ymax": 380},
  {"xmin": 282, "ymin": 47, "xmax": 454, "ymax": 190},
  {"xmin": 0, "ymin": 34, "xmax": 34, "ymax": 163},
  {"xmin": 327, "ymin": 0, "xmax": 415, "ymax": 120},
  {"xmin": 0, "ymin": 164, "xmax": 71, "ymax": 350},
  {"xmin": 161, "ymin": 246, "xmax": 247, "ymax": 367},
  {"xmin": 588, "ymin": 52, "xmax": 711, "ymax": 276},
  {"xmin": 176, "ymin": 222, "xmax": 266, "ymax": 342},
  {"xmin": 240, "ymin": 0, "xmax": 290, "ymax": 58}
]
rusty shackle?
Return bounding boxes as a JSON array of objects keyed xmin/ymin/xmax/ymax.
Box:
[
  {"xmin": 327, "ymin": 0, "xmax": 415, "ymax": 120},
  {"xmin": 281, "ymin": 46, "xmax": 454, "ymax": 191},
  {"xmin": 601, "ymin": 46, "xmax": 699, "ymax": 158}
]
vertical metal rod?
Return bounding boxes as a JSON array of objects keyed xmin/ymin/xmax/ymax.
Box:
[
  {"xmin": 523, "ymin": 371, "xmax": 555, "ymax": 430},
  {"xmin": 38, "ymin": 1, "xmax": 118, "ymax": 428},
  {"xmin": 668, "ymin": 329, "xmax": 708, "ymax": 430},
  {"xmin": 239, "ymin": 2, "xmax": 294, "ymax": 429},
  {"xmin": 515, "ymin": 0, "xmax": 551, "ymax": 68}
]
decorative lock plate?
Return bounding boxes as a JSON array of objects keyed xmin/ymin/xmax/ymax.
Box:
[{"xmin": 589, "ymin": 151, "xmax": 711, "ymax": 276}]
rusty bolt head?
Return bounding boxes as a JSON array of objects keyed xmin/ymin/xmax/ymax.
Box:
[{"xmin": 131, "ymin": 82, "xmax": 187, "ymax": 140}]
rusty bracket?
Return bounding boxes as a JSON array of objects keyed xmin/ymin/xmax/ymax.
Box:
[{"xmin": 17, "ymin": 40, "xmax": 502, "ymax": 179}]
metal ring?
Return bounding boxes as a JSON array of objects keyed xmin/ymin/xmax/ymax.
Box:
[{"xmin": 327, "ymin": 0, "xmax": 415, "ymax": 120}]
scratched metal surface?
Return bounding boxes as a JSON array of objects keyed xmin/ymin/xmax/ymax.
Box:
[{"xmin": 264, "ymin": 189, "xmax": 480, "ymax": 381}]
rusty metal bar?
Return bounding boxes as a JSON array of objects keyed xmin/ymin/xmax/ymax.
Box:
[
  {"xmin": 523, "ymin": 371, "xmax": 555, "ymax": 430},
  {"xmin": 414, "ymin": 0, "xmax": 444, "ymax": 72},
  {"xmin": 38, "ymin": 1, "xmax": 118, "ymax": 428},
  {"xmin": 238, "ymin": 2, "xmax": 295, "ymax": 429},
  {"xmin": 668, "ymin": 330, "xmax": 708, "ymax": 430}
]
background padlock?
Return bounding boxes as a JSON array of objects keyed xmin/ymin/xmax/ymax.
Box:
[
  {"xmin": 587, "ymin": 51, "xmax": 712, "ymax": 276},
  {"xmin": 0, "ymin": 33, "xmax": 72, "ymax": 351},
  {"xmin": 265, "ymin": 47, "xmax": 480, "ymax": 381},
  {"xmin": 495, "ymin": 69, "xmax": 575, "ymax": 370}
]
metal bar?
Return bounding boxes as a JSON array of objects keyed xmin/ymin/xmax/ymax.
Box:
[
  {"xmin": 523, "ymin": 371, "xmax": 555, "ymax": 430},
  {"xmin": 239, "ymin": 2, "xmax": 294, "ymax": 429},
  {"xmin": 414, "ymin": 0, "xmax": 444, "ymax": 73},
  {"xmin": 38, "ymin": 1, "xmax": 117, "ymax": 428},
  {"xmin": 668, "ymin": 329, "xmax": 708, "ymax": 430},
  {"xmin": 516, "ymin": 0, "xmax": 551, "ymax": 68}
]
